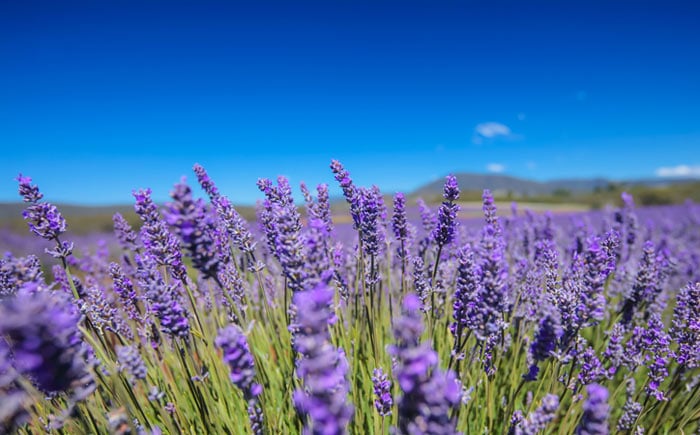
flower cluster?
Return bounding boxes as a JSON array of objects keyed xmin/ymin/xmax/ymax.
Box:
[
  {"xmin": 390, "ymin": 295, "xmax": 461, "ymax": 434},
  {"xmin": 1, "ymin": 162, "xmax": 699, "ymax": 434},
  {"xmin": 292, "ymin": 284, "xmax": 353, "ymax": 434},
  {"xmin": 216, "ymin": 325, "xmax": 264, "ymax": 434}
]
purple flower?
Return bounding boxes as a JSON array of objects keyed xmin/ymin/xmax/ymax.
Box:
[
  {"xmin": 23, "ymin": 201, "xmax": 66, "ymax": 241},
  {"xmin": 539, "ymin": 240, "xmax": 560, "ymax": 296},
  {"xmin": 53, "ymin": 264, "xmax": 86, "ymax": 298},
  {"xmin": 556, "ymin": 255, "xmax": 584, "ymax": 348},
  {"xmin": 83, "ymin": 284, "xmax": 121, "ymax": 335},
  {"xmin": 477, "ymin": 191, "xmax": 509, "ymax": 337},
  {"xmin": 0, "ymin": 291, "xmax": 94, "ymax": 398},
  {"xmin": 392, "ymin": 192, "xmax": 408, "ymax": 243},
  {"xmin": 292, "ymin": 284, "xmax": 353, "ymax": 435},
  {"xmin": 193, "ymin": 163, "xmax": 220, "ymax": 200},
  {"xmin": 640, "ymin": 314, "xmax": 670, "ymax": 401},
  {"xmin": 1, "ymin": 253, "xmax": 44, "ymax": 299},
  {"xmin": 451, "ymin": 246, "xmax": 483, "ymax": 343},
  {"xmin": 304, "ymin": 218, "xmax": 333, "ymax": 290},
  {"xmin": 513, "ymin": 394, "xmax": 559, "ymax": 435},
  {"xmin": 133, "ymin": 188, "xmax": 186, "ymax": 280},
  {"xmin": 16, "ymin": 174, "xmax": 43, "ymax": 203},
  {"xmin": 509, "ymin": 411, "xmax": 524, "ymax": 434},
  {"xmin": 109, "ymin": 262, "xmax": 140, "ymax": 321},
  {"xmin": 300, "ymin": 182, "xmax": 314, "ymax": 207},
  {"xmin": 431, "ymin": 175, "xmax": 460, "ymax": 247},
  {"xmin": 116, "ymin": 345, "xmax": 147, "ymax": 385},
  {"xmin": 671, "ymin": 282, "xmax": 700, "ymax": 369},
  {"xmin": 616, "ymin": 379, "xmax": 642, "ymax": 432},
  {"xmin": 482, "ymin": 189, "xmax": 498, "ymax": 227},
  {"xmin": 603, "ymin": 323, "xmax": 624, "ymax": 373},
  {"xmin": 192, "ymin": 166, "xmax": 257, "ymax": 261},
  {"xmin": 390, "ymin": 295, "xmax": 461, "ymax": 435},
  {"xmin": 258, "ymin": 177, "xmax": 308, "ymax": 295},
  {"xmin": 214, "ymin": 196, "xmax": 257, "ymax": 255},
  {"xmin": 621, "ymin": 240, "xmax": 660, "ymax": 324},
  {"xmin": 600, "ymin": 229, "xmax": 621, "ymax": 269},
  {"xmin": 577, "ymin": 384, "xmax": 609, "ymax": 435},
  {"xmin": 16, "ymin": 175, "xmax": 73, "ymax": 260},
  {"xmin": 216, "ymin": 325, "xmax": 260, "ymax": 396},
  {"xmin": 412, "ymin": 257, "xmax": 431, "ymax": 314},
  {"xmin": 315, "ymin": 184, "xmax": 333, "ymax": 235},
  {"xmin": 301, "ymin": 183, "xmax": 334, "ymax": 237},
  {"xmin": 136, "ymin": 254, "xmax": 190, "ymax": 339},
  {"xmin": 372, "ymin": 368, "xmax": 393, "ymax": 417},
  {"xmin": 113, "ymin": 213, "xmax": 140, "ymax": 252},
  {"xmin": 164, "ymin": 178, "xmax": 220, "ymax": 278},
  {"xmin": 216, "ymin": 325, "xmax": 264, "ymax": 434},
  {"xmin": 359, "ymin": 187, "xmax": 381, "ymax": 257},
  {"xmin": 330, "ymin": 160, "xmax": 362, "ymax": 229},
  {"xmin": 578, "ymin": 236, "xmax": 610, "ymax": 325},
  {"xmin": 577, "ymin": 347, "xmax": 605, "ymax": 388},
  {"xmin": 525, "ymin": 309, "xmax": 563, "ymax": 381},
  {"xmin": 218, "ymin": 262, "xmax": 247, "ymax": 322}
]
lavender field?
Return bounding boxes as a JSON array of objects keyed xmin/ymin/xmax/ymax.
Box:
[{"xmin": 1, "ymin": 161, "xmax": 699, "ymax": 434}]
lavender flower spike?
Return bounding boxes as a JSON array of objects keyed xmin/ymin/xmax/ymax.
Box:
[
  {"xmin": 16, "ymin": 174, "xmax": 73, "ymax": 260},
  {"xmin": 482, "ymin": 189, "xmax": 500, "ymax": 229},
  {"xmin": 392, "ymin": 192, "xmax": 408, "ymax": 242},
  {"xmin": 359, "ymin": 187, "xmax": 381, "ymax": 257},
  {"xmin": 390, "ymin": 294, "xmax": 461, "ymax": 435},
  {"xmin": 109, "ymin": 262, "xmax": 140, "ymax": 321},
  {"xmin": 292, "ymin": 284, "xmax": 353, "ymax": 435},
  {"xmin": 113, "ymin": 213, "xmax": 140, "ymax": 252},
  {"xmin": 216, "ymin": 325, "xmax": 264, "ymax": 435},
  {"xmin": 432, "ymin": 175, "xmax": 460, "ymax": 247},
  {"xmin": 525, "ymin": 309, "xmax": 563, "ymax": 381},
  {"xmin": 116, "ymin": 345, "xmax": 147, "ymax": 385},
  {"xmin": 16, "ymin": 174, "xmax": 43, "ymax": 203},
  {"xmin": 579, "ymin": 236, "xmax": 610, "ymax": 325},
  {"xmin": 451, "ymin": 246, "xmax": 482, "ymax": 343},
  {"xmin": 514, "ymin": 394, "xmax": 559, "ymax": 435},
  {"xmin": 372, "ymin": 368, "xmax": 393, "ymax": 417},
  {"xmin": 164, "ymin": 178, "xmax": 219, "ymax": 278},
  {"xmin": 577, "ymin": 384, "xmax": 610, "ymax": 435},
  {"xmin": 330, "ymin": 160, "xmax": 362, "ymax": 229},
  {"xmin": 671, "ymin": 282, "xmax": 700, "ymax": 369},
  {"xmin": 133, "ymin": 188, "xmax": 186, "ymax": 280},
  {"xmin": 193, "ymin": 163, "xmax": 220, "ymax": 200},
  {"xmin": 194, "ymin": 163, "xmax": 257, "ymax": 256},
  {"xmin": 136, "ymin": 254, "xmax": 190, "ymax": 340},
  {"xmin": 214, "ymin": 196, "xmax": 257, "ymax": 255},
  {"xmin": 0, "ymin": 291, "xmax": 94, "ymax": 398}
]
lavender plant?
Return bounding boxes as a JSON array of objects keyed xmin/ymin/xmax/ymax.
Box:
[{"xmin": 0, "ymin": 165, "xmax": 698, "ymax": 434}]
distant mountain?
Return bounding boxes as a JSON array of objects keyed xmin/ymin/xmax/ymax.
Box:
[{"xmin": 410, "ymin": 174, "xmax": 698, "ymax": 198}]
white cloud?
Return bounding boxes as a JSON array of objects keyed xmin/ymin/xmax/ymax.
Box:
[
  {"xmin": 655, "ymin": 164, "xmax": 700, "ymax": 178},
  {"xmin": 486, "ymin": 163, "xmax": 506, "ymax": 173},
  {"xmin": 475, "ymin": 122, "xmax": 512, "ymax": 139}
]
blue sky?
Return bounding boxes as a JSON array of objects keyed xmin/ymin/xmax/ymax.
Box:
[{"xmin": 1, "ymin": 1, "xmax": 699, "ymax": 205}]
